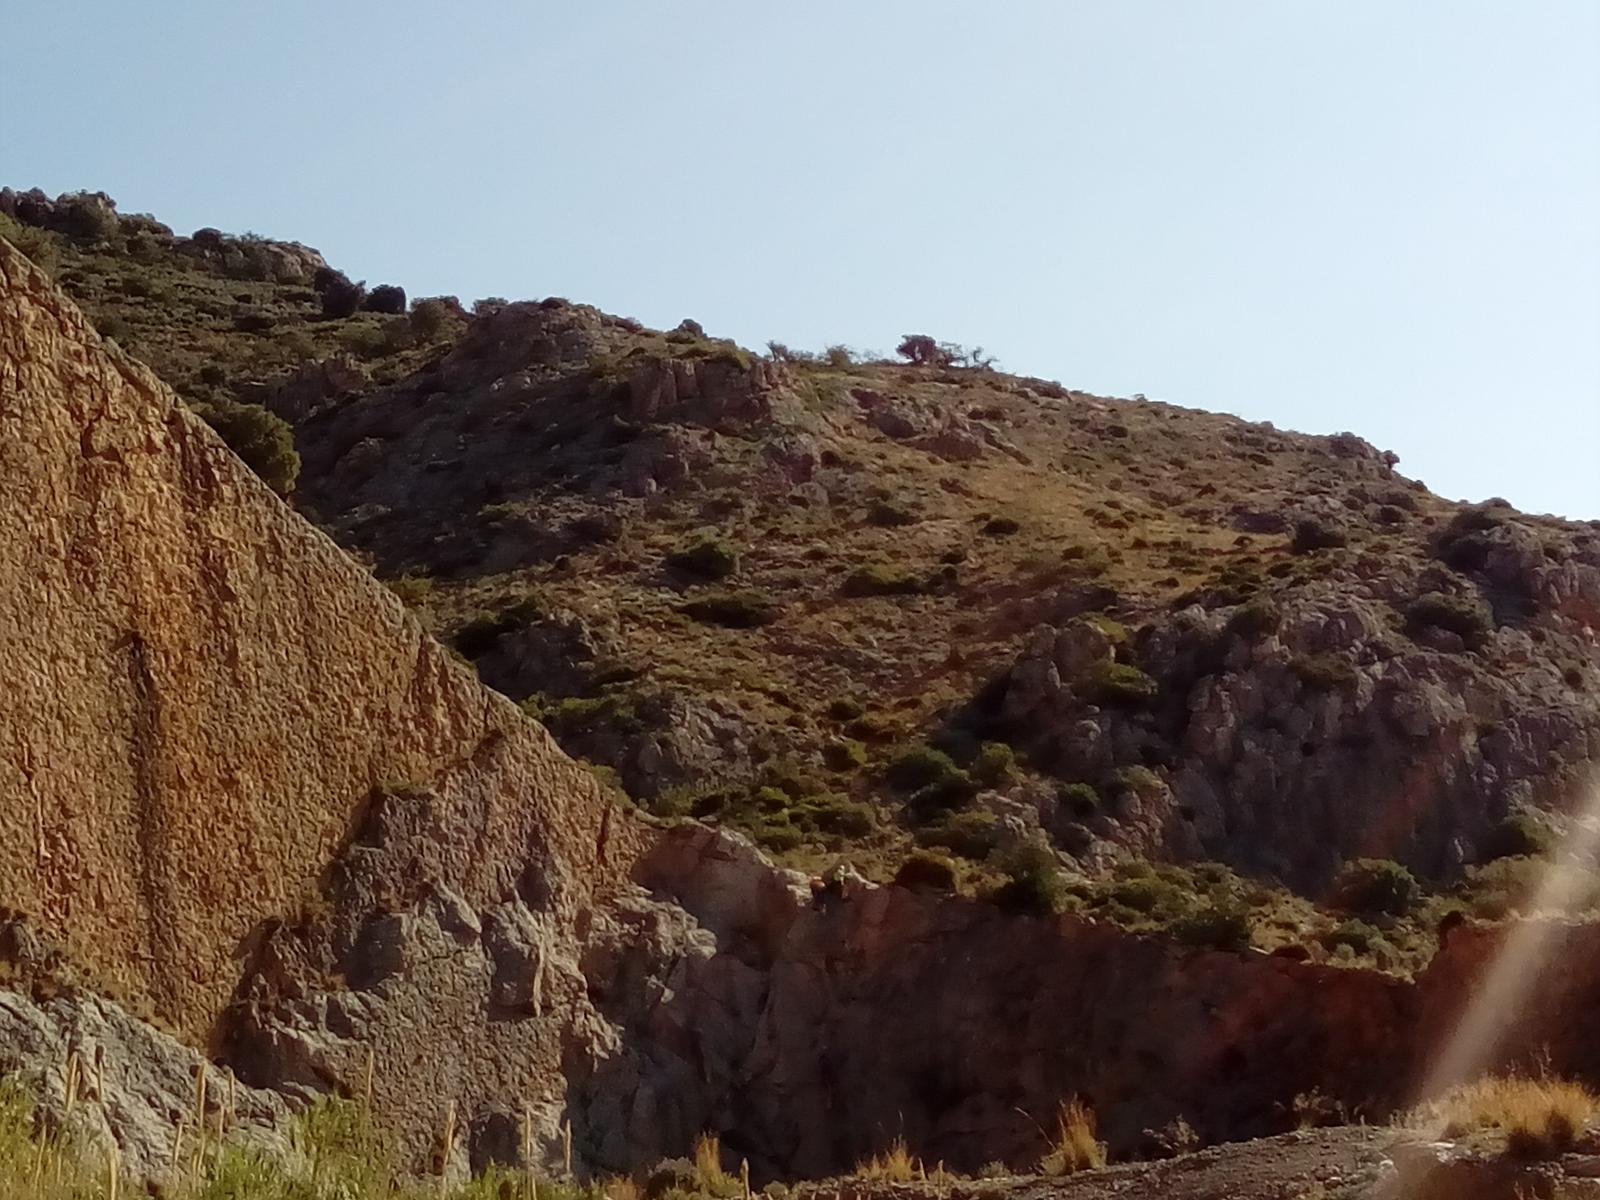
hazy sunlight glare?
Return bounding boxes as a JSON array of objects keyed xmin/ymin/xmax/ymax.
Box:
[{"xmin": 1418, "ymin": 770, "xmax": 1600, "ymax": 1103}]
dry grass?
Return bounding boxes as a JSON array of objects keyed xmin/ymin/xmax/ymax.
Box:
[
  {"xmin": 854, "ymin": 1137, "xmax": 920, "ymax": 1182},
  {"xmin": 692, "ymin": 1133, "xmax": 731, "ymax": 1190},
  {"xmin": 1405, "ymin": 1073, "xmax": 1599, "ymax": 1160},
  {"xmin": 0, "ymin": 1082, "xmax": 615, "ymax": 1200},
  {"xmin": 1038, "ymin": 1099, "xmax": 1107, "ymax": 1175}
]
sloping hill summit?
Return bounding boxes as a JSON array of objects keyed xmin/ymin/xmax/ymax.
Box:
[{"xmin": 3, "ymin": 188, "xmax": 1600, "ymax": 1192}]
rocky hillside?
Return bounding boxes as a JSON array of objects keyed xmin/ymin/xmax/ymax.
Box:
[
  {"xmin": 5, "ymin": 193, "xmax": 1600, "ymax": 1189},
  {"xmin": 6, "ymin": 187, "xmax": 1600, "ymax": 965}
]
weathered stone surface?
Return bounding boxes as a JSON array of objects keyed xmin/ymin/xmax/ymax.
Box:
[
  {"xmin": 0, "ymin": 984, "xmax": 288, "ymax": 1182},
  {"xmin": 626, "ymin": 354, "xmax": 785, "ymax": 431},
  {"xmin": 999, "ymin": 556, "xmax": 1600, "ymax": 888}
]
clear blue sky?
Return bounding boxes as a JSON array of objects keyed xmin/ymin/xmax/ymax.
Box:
[{"xmin": 5, "ymin": 2, "xmax": 1597, "ymax": 518}]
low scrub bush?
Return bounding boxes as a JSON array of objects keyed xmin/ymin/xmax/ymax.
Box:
[
  {"xmin": 667, "ymin": 532, "xmax": 740, "ymax": 581},
  {"xmin": 362, "ymin": 283, "xmax": 407, "ymax": 314},
  {"xmin": 842, "ymin": 564, "xmax": 925, "ymax": 597},
  {"xmin": 794, "ymin": 793, "xmax": 876, "ymax": 837},
  {"xmin": 866, "ymin": 499, "xmax": 918, "ymax": 527},
  {"xmin": 1331, "ymin": 857, "xmax": 1420, "ymax": 917},
  {"xmin": 910, "ymin": 773, "xmax": 981, "ymax": 816},
  {"xmin": 893, "ymin": 850, "xmax": 958, "ymax": 892},
  {"xmin": 825, "ymin": 696, "xmax": 864, "ymax": 721},
  {"xmin": 971, "ymin": 741, "xmax": 1018, "ymax": 786},
  {"xmin": 384, "ymin": 574, "xmax": 434, "ymax": 606},
  {"xmin": 821, "ymin": 738, "xmax": 868, "ymax": 771},
  {"xmin": 1481, "ymin": 812, "xmax": 1553, "ymax": 862},
  {"xmin": 886, "ymin": 744, "xmax": 963, "ymax": 792},
  {"xmin": 1405, "ymin": 591, "xmax": 1492, "ymax": 648},
  {"xmin": 681, "ymin": 589, "xmax": 778, "ymax": 628},
  {"xmin": 190, "ymin": 398, "xmax": 300, "ymax": 494},
  {"xmin": 916, "ymin": 809, "xmax": 1002, "ymax": 860},
  {"xmin": 1078, "ymin": 662, "xmax": 1158, "ymax": 706},
  {"xmin": 318, "ymin": 272, "xmax": 366, "ymax": 318},
  {"xmin": 1321, "ymin": 919, "xmax": 1383, "ymax": 955},
  {"xmin": 1168, "ymin": 904, "xmax": 1252, "ymax": 951},
  {"xmin": 993, "ymin": 841, "xmax": 1066, "ymax": 916},
  {"xmin": 1289, "ymin": 653, "xmax": 1358, "ymax": 692},
  {"xmin": 452, "ymin": 594, "xmax": 543, "ymax": 657},
  {"xmin": 1058, "ymin": 782, "xmax": 1101, "ymax": 819},
  {"xmin": 1226, "ymin": 595, "xmax": 1281, "ymax": 638}
]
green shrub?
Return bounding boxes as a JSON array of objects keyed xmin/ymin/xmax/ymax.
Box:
[
  {"xmin": 667, "ymin": 532, "xmax": 740, "ymax": 580},
  {"xmin": 409, "ymin": 295, "xmax": 466, "ymax": 340},
  {"xmin": 452, "ymin": 594, "xmax": 543, "ymax": 656},
  {"xmin": 894, "ymin": 851, "xmax": 958, "ymax": 892},
  {"xmin": 1227, "ymin": 595, "xmax": 1281, "ymax": 638},
  {"xmin": 916, "ymin": 810, "xmax": 1002, "ymax": 860},
  {"xmin": 59, "ymin": 192, "xmax": 120, "ymax": 242},
  {"xmin": 1321, "ymin": 919, "xmax": 1382, "ymax": 955},
  {"xmin": 0, "ymin": 213, "xmax": 60, "ymax": 274},
  {"xmin": 821, "ymin": 738, "xmax": 868, "ymax": 771},
  {"xmin": 1058, "ymin": 782, "xmax": 1101, "ymax": 819},
  {"xmin": 533, "ymin": 691, "xmax": 647, "ymax": 737},
  {"xmin": 1331, "ymin": 857, "xmax": 1420, "ymax": 917},
  {"xmin": 1169, "ymin": 904, "xmax": 1253, "ymax": 951},
  {"xmin": 866, "ymin": 499, "xmax": 919, "ymax": 527},
  {"xmin": 795, "ymin": 793, "xmax": 876, "ymax": 837},
  {"xmin": 384, "ymin": 574, "xmax": 433, "ymax": 606},
  {"xmin": 1481, "ymin": 813, "xmax": 1552, "ymax": 862},
  {"xmin": 1436, "ymin": 505, "xmax": 1506, "ymax": 572},
  {"xmin": 825, "ymin": 696, "xmax": 864, "ymax": 721},
  {"xmin": 1110, "ymin": 765, "xmax": 1162, "ymax": 795},
  {"xmin": 191, "ymin": 398, "xmax": 300, "ymax": 494},
  {"xmin": 972, "ymin": 741, "xmax": 1018, "ymax": 786},
  {"xmin": 681, "ymin": 589, "xmax": 778, "ymax": 628},
  {"xmin": 758, "ymin": 758, "xmax": 828, "ymax": 799},
  {"xmin": 751, "ymin": 819, "xmax": 804, "ymax": 852},
  {"xmin": 911, "ymin": 773, "xmax": 981, "ymax": 815},
  {"xmin": 887, "ymin": 744, "xmax": 963, "ymax": 791},
  {"xmin": 1082, "ymin": 613, "xmax": 1128, "ymax": 644},
  {"xmin": 994, "ymin": 842, "xmax": 1066, "ymax": 915},
  {"xmin": 1405, "ymin": 591, "xmax": 1492, "ymax": 648},
  {"xmin": 842, "ymin": 564, "xmax": 925, "ymax": 597},
  {"xmin": 363, "ymin": 283, "xmax": 407, "ymax": 314},
  {"xmin": 1107, "ymin": 874, "xmax": 1187, "ymax": 916},
  {"xmin": 1078, "ymin": 662, "xmax": 1158, "ymax": 706}
]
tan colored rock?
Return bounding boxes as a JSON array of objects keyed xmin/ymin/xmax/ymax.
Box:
[{"xmin": 0, "ymin": 237, "xmax": 643, "ymax": 1045}]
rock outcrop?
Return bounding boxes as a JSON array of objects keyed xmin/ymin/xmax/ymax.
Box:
[
  {"xmin": 0, "ymin": 984, "xmax": 289, "ymax": 1182},
  {"xmin": 997, "ymin": 542, "xmax": 1600, "ymax": 889}
]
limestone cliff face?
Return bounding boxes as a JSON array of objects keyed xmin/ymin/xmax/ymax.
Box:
[{"xmin": 0, "ymin": 238, "xmax": 640, "ymax": 1047}]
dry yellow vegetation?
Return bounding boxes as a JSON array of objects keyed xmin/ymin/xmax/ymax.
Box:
[
  {"xmin": 1038, "ymin": 1098, "xmax": 1107, "ymax": 1175},
  {"xmin": 1405, "ymin": 1073, "xmax": 1599, "ymax": 1160}
]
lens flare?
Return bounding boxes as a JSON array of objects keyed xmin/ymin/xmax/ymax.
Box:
[{"xmin": 1417, "ymin": 771, "xmax": 1600, "ymax": 1103}]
